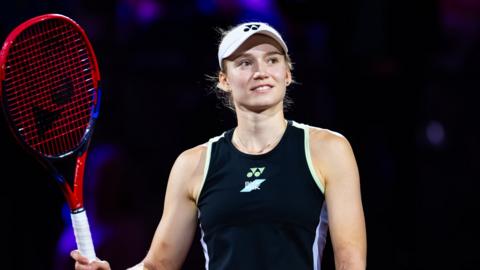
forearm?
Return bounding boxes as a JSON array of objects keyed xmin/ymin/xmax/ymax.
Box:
[
  {"xmin": 334, "ymin": 249, "xmax": 366, "ymax": 270},
  {"xmin": 127, "ymin": 261, "xmax": 156, "ymax": 270},
  {"xmin": 127, "ymin": 259, "xmax": 181, "ymax": 270},
  {"xmin": 335, "ymin": 260, "xmax": 366, "ymax": 270}
]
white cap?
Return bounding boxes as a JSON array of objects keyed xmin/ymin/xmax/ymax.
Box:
[{"xmin": 217, "ymin": 22, "xmax": 288, "ymax": 69}]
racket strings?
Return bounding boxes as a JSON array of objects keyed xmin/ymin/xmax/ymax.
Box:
[
  {"xmin": 5, "ymin": 21, "xmax": 84, "ymax": 156},
  {"xmin": 10, "ymin": 21, "xmax": 92, "ymax": 107},
  {"xmin": 14, "ymin": 92, "xmax": 94, "ymax": 138},
  {"xmin": 5, "ymin": 45, "xmax": 91, "ymax": 94},
  {"xmin": 8, "ymin": 74, "xmax": 93, "ymax": 119},
  {"xmin": 7, "ymin": 34, "xmax": 79, "ymax": 78},
  {"xmin": 7, "ymin": 71, "xmax": 93, "ymax": 117},
  {"xmin": 3, "ymin": 19, "xmax": 96, "ymax": 157}
]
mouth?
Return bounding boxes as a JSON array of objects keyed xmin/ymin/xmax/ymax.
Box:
[{"xmin": 251, "ymin": 84, "xmax": 273, "ymax": 92}]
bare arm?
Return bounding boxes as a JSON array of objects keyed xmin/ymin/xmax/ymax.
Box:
[
  {"xmin": 71, "ymin": 146, "xmax": 206, "ymax": 270},
  {"xmin": 311, "ymin": 129, "xmax": 367, "ymax": 270},
  {"xmin": 141, "ymin": 145, "xmax": 206, "ymax": 270}
]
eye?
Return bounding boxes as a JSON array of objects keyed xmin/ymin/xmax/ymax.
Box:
[
  {"xmin": 267, "ymin": 56, "xmax": 279, "ymax": 64},
  {"xmin": 236, "ymin": 58, "xmax": 252, "ymax": 67}
]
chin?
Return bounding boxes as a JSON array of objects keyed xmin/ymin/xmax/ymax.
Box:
[{"xmin": 245, "ymin": 100, "xmax": 283, "ymax": 112}]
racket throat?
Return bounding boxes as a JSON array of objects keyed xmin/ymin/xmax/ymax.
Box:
[
  {"xmin": 61, "ymin": 151, "xmax": 88, "ymax": 210},
  {"xmin": 47, "ymin": 151, "xmax": 88, "ymax": 210}
]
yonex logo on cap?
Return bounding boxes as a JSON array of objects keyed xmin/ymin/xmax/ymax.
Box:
[{"xmin": 243, "ymin": 24, "xmax": 260, "ymax": 32}]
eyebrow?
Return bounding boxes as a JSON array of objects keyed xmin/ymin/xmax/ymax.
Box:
[
  {"xmin": 264, "ymin": 51, "xmax": 283, "ymax": 56},
  {"xmin": 233, "ymin": 50, "xmax": 283, "ymax": 60}
]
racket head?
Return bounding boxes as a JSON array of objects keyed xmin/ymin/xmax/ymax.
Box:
[{"xmin": 0, "ymin": 14, "xmax": 101, "ymax": 159}]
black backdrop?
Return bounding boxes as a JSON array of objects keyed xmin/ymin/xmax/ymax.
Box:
[{"xmin": 1, "ymin": 0, "xmax": 479, "ymax": 269}]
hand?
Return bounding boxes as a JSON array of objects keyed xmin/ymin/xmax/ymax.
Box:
[{"xmin": 70, "ymin": 250, "xmax": 111, "ymax": 270}]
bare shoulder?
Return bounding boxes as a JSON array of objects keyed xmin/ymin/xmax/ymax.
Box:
[
  {"xmin": 308, "ymin": 126, "xmax": 359, "ymax": 187},
  {"xmin": 172, "ymin": 143, "xmax": 208, "ymax": 181},
  {"xmin": 176, "ymin": 143, "xmax": 208, "ymax": 167},
  {"xmin": 309, "ymin": 126, "xmax": 352, "ymax": 152},
  {"xmin": 308, "ymin": 126, "xmax": 356, "ymax": 174},
  {"xmin": 170, "ymin": 143, "xmax": 209, "ymax": 201}
]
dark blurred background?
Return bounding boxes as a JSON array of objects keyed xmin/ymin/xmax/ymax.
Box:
[{"xmin": 1, "ymin": 0, "xmax": 479, "ymax": 269}]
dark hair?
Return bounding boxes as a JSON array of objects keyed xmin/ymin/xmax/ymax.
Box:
[{"xmin": 209, "ymin": 27, "xmax": 295, "ymax": 112}]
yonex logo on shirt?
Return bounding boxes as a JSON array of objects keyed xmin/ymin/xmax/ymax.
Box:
[
  {"xmin": 241, "ymin": 167, "xmax": 266, "ymax": 192},
  {"xmin": 241, "ymin": 179, "xmax": 266, "ymax": 192},
  {"xmin": 246, "ymin": 167, "xmax": 265, "ymax": 178}
]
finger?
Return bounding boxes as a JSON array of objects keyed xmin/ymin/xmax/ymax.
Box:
[
  {"xmin": 70, "ymin": 250, "xmax": 90, "ymax": 264},
  {"xmin": 91, "ymin": 260, "xmax": 111, "ymax": 270},
  {"xmin": 75, "ymin": 261, "xmax": 93, "ymax": 270},
  {"xmin": 75, "ymin": 259, "xmax": 110, "ymax": 270}
]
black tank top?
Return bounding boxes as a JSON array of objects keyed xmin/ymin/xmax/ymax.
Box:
[{"xmin": 196, "ymin": 120, "xmax": 328, "ymax": 270}]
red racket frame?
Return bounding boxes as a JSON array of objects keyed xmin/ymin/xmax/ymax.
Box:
[
  {"xmin": 0, "ymin": 13, "xmax": 101, "ymax": 261},
  {"xmin": 0, "ymin": 13, "xmax": 101, "ymax": 210}
]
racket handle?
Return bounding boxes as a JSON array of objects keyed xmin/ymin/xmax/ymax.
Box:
[{"xmin": 70, "ymin": 209, "xmax": 96, "ymax": 262}]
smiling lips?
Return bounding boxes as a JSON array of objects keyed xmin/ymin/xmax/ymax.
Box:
[{"xmin": 251, "ymin": 84, "xmax": 273, "ymax": 91}]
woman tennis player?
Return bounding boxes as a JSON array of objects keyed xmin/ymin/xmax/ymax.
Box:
[{"xmin": 71, "ymin": 21, "xmax": 367, "ymax": 270}]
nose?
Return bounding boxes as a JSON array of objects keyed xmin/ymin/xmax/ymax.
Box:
[{"xmin": 253, "ymin": 61, "xmax": 269, "ymax": 80}]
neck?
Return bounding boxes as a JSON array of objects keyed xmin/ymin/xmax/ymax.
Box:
[{"xmin": 233, "ymin": 108, "xmax": 287, "ymax": 154}]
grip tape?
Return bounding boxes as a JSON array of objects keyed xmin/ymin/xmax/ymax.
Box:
[{"xmin": 71, "ymin": 210, "xmax": 96, "ymax": 262}]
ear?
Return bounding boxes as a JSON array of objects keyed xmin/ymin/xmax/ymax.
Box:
[
  {"xmin": 217, "ymin": 71, "xmax": 231, "ymax": 92},
  {"xmin": 285, "ymin": 69, "xmax": 292, "ymax": 86}
]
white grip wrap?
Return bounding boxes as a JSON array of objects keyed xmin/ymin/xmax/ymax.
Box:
[{"xmin": 71, "ymin": 210, "xmax": 96, "ymax": 262}]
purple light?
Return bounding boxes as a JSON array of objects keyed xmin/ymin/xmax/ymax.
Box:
[
  {"xmin": 56, "ymin": 225, "xmax": 75, "ymax": 257},
  {"xmin": 61, "ymin": 203, "xmax": 71, "ymax": 225},
  {"xmin": 426, "ymin": 120, "xmax": 446, "ymax": 146},
  {"xmin": 136, "ymin": 0, "xmax": 162, "ymax": 24},
  {"xmin": 440, "ymin": 0, "xmax": 480, "ymax": 38},
  {"xmin": 236, "ymin": 0, "xmax": 283, "ymax": 29},
  {"xmin": 240, "ymin": 0, "xmax": 271, "ymax": 11}
]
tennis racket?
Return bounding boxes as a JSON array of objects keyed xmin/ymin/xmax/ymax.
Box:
[{"xmin": 0, "ymin": 14, "xmax": 101, "ymax": 261}]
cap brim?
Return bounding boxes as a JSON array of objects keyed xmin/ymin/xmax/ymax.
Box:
[
  {"xmin": 218, "ymin": 24, "xmax": 289, "ymax": 69},
  {"xmin": 222, "ymin": 30, "xmax": 287, "ymax": 60}
]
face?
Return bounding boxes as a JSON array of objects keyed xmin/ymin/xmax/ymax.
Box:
[{"xmin": 219, "ymin": 34, "xmax": 292, "ymax": 113}]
